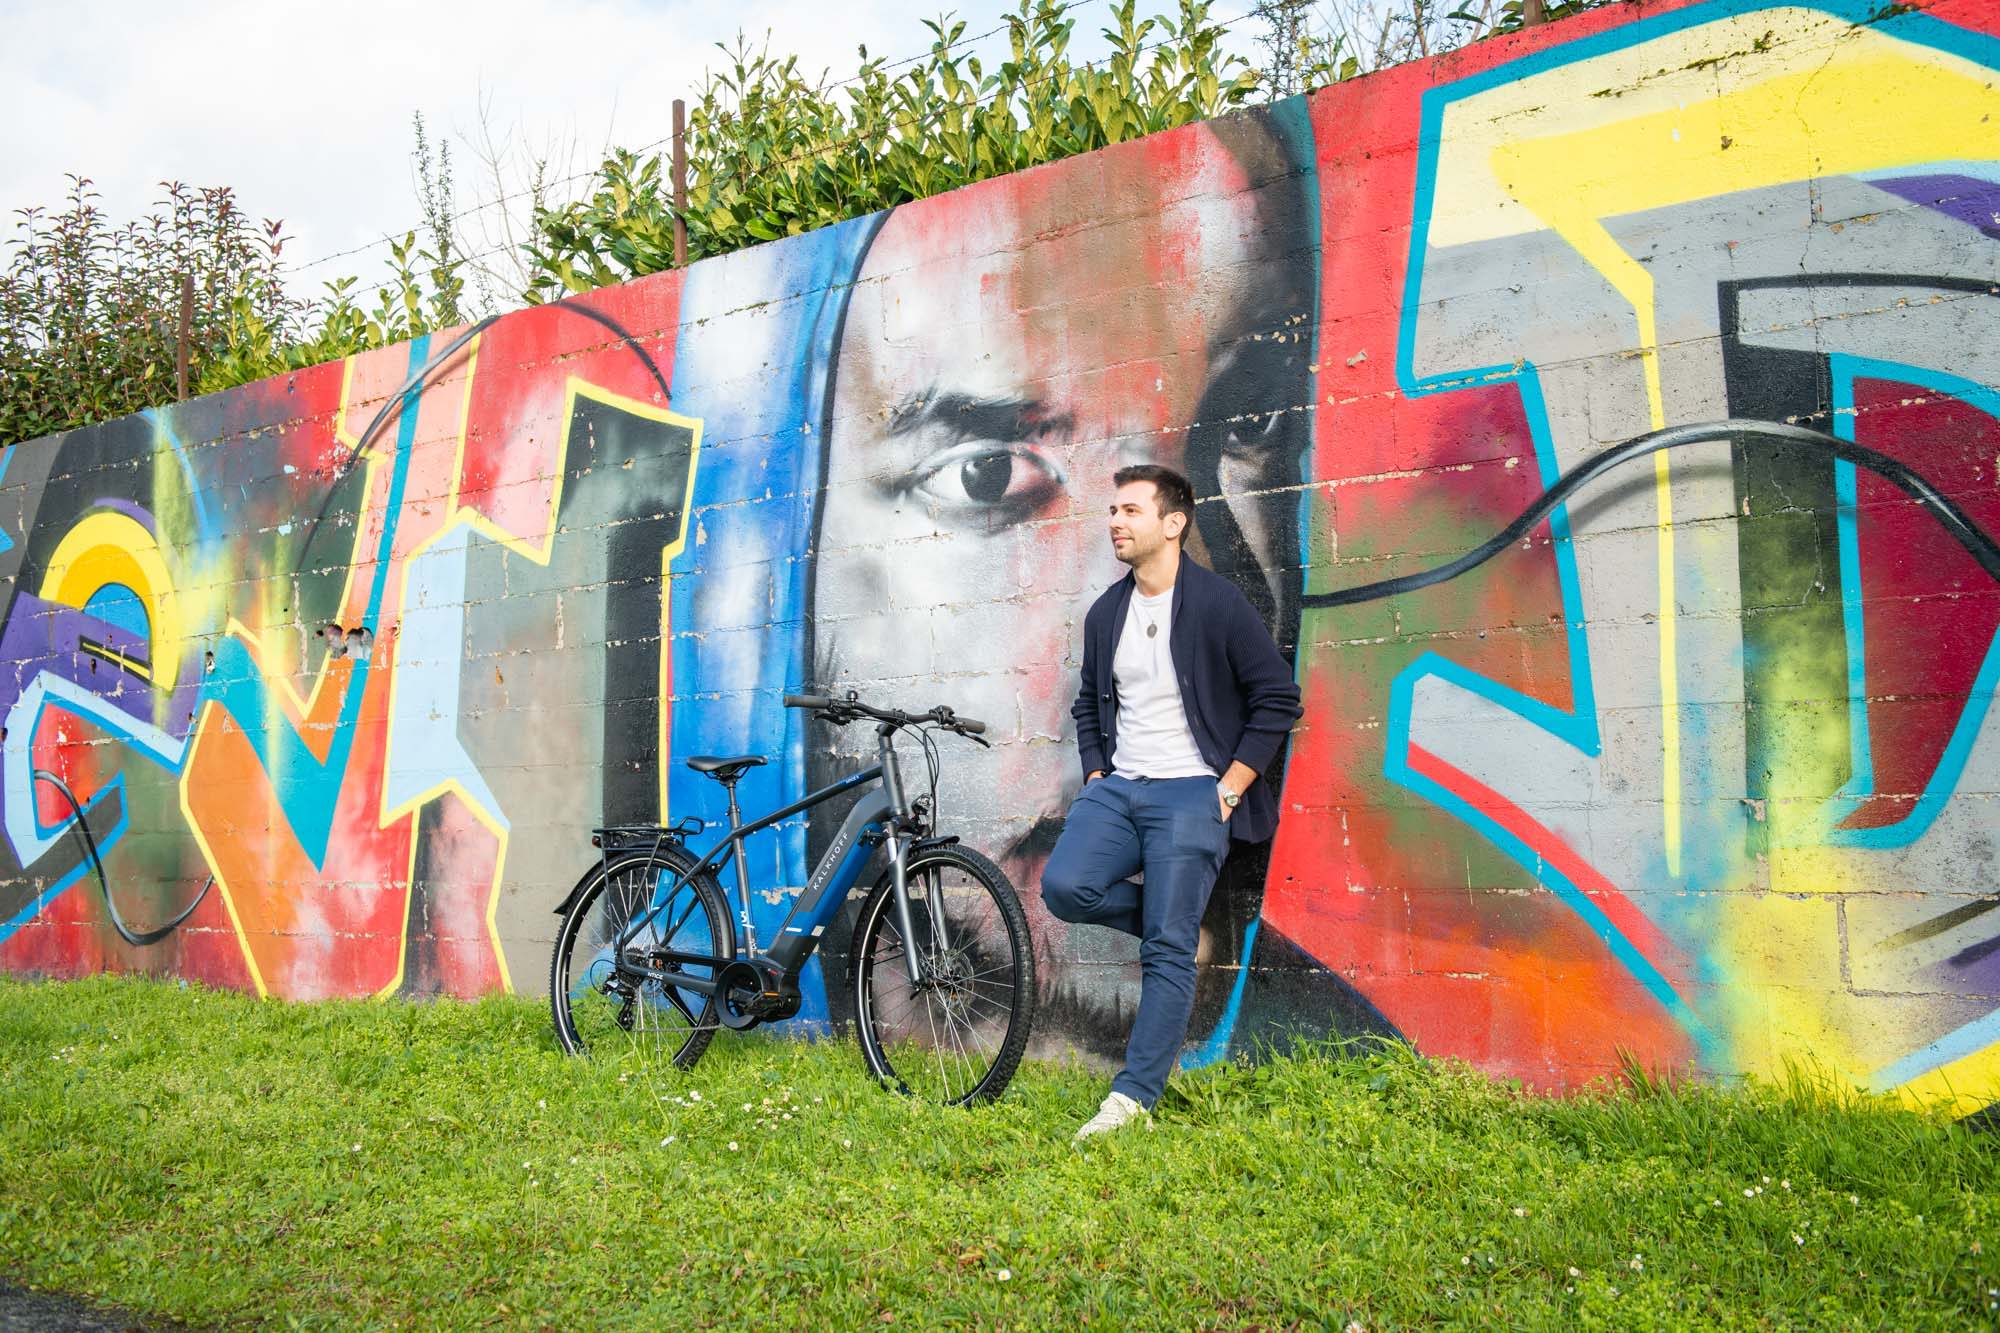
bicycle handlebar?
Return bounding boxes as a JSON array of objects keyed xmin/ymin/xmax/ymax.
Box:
[{"xmin": 783, "ymin": 691, "xmax": 987, "ymax": 737}]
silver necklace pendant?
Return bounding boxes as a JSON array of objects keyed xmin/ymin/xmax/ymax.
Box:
[{"xmin": 1146, "ymin": 623, "xmax": 1158, "ymax": 638}]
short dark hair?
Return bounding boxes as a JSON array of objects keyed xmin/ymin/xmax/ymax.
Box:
[{"xmin": 1113, "ymin": 464, "xmax": 1195, "ymax": 538}]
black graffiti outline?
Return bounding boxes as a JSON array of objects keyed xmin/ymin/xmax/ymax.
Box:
[
  {"xmin": 32, "ymin": 769, "xmax": 214, "ymax": 948},
  {"xmin": 1301, "ymin": 418, "xmax": 2000, "ymax": 607},
  {"xmin": 43, "ymin": 300, "xmax": 680, "ymax": 947},
  {"xmin": 295, "ymin": 301, "xmax": 677, "ymax": 598}
]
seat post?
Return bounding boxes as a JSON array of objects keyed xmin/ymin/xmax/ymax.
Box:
[
  {"xmin": 681, "ymin": 753, "xmax": 766, "ymax": 958},
  {"xmin": 722, "ymin": 777, "xmax": 757, "ymax": 957}
]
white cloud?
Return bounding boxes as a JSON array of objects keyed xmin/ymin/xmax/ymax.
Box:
[
  {"xmin": 1, "ymin": 0, "xmax": 1262, "ymax": 309},
  {"xmin": 4, "ymin": 0, "xmax": 899, "ymax": 259}
]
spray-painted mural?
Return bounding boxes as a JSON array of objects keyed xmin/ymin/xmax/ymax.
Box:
[{"xmin": 3, "ymin": 0, "xmax": 1996, "ymax": 1116}]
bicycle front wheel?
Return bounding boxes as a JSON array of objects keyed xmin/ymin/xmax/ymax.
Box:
[
  {"xmin": 849, "ymin": 844, "xmax": 1036, "ymax": 1105},
  {"xmin": 551, "ymin": 849, "xmax": 732, "ymax": 1071}
]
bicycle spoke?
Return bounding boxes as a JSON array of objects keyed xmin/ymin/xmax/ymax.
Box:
[
  {"xmin": 968, "ymin": 1008, "xmax": 1002, "ymax": 1051},
  {"xmin": 662, "ymin": 893, "xmax": 700, "ymax": 943},
  {"xmin": 851, "ymin": 845, "xmax": 1032, "ymax": 1106},
  {"xmin": 943, "ymin": 1005, "xmax": 978, "ymax": 1094},
  {"xmin": 660, "ymin": 982, "xmax": 701, "ymax": 1028},
  {"xmin": 922, "ymin": 992, "xmax": 953, "ymax": 1098},
  {"xmin": 960, "ymin": 990, "xmax": 1015, "ymax": 1024},
  {"xmin": 940, "ymin": 1012, "xmax": 971, "ymax": 1100},
  {"xmin": 554, "ymin": 853, "xmax": 725, "ymax": 1075}
]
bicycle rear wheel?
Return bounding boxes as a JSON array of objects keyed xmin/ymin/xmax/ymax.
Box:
[
  {"xmin": 551, "ymin": 848, "xmax": 732, "ymax": 1070},
  {"xmin": 849, "ymin": 844, "xmax": 1035, "ymax": 1105}
]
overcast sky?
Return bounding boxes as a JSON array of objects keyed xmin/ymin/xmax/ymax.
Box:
[{"xmin": 2, "ymin": 0, "xmax": 1264, "ymax": 309}]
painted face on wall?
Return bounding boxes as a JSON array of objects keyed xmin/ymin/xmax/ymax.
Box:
[{"xmin": 809, "ymin": 109, "xmax": 1316, "ymax": 1042}]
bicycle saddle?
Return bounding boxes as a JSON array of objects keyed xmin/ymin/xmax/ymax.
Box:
[{"xmin": 685, "ymin": 754, "xmax": 767, "ymax": 783}]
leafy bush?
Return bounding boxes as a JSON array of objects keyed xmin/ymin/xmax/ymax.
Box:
[
  {"xmin": 523, "ymin": 0, "xmax": 1264, "ymax": 302},
  {"xmin": 0, "ymin": 176, "xmax": 287, "ymax": 441},
  {"xmin": 197, "ymin": 229, "xmax": 464, "ymax": 396},
  {"xmin": 0, "ymin": 116, "xmax": 469, "ymax": 441}
]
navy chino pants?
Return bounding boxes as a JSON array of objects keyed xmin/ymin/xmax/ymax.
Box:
[{"xmin": 1040, "ymin": 774, "xmax": 1231, "ymax": 1108}]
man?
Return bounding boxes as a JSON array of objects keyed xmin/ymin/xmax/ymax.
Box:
[
  {"xmin": 1043, "ymin": 464, "xmax": 1303, "ymax": 1139},
  {"xmin": 809, "ymin": 107, "xmax": 1326, "ymax": 1058}
]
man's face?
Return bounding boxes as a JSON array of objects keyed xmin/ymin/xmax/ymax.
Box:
[
  {"xmin": 813, "ymin": 119, "xmax": 1307, "ymax": 1042},
  {"xmin": 1109, "ymin": 480, "xmax": 1184, "ymax": 568}
]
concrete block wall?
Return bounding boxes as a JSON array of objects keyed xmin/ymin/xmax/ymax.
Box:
[{"xmin": 4, "ymin": 0, "xmax": 1998, "ymax": 1115}]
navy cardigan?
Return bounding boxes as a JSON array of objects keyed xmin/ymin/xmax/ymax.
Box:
[{"xmin": 1071, "ymin": 557, "xmax": 1304, "ymax": 844}]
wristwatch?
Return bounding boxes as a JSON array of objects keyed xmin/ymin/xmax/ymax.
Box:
[{"xmin": 1217, "ymin": 783, "xmax": 1241, "ymax": 809}]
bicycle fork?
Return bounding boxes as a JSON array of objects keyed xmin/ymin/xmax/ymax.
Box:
[
  {"xmin": 885, "ymin": 834, "xmax": 926, "ymax": 987},
  {"xmin": 873, "ymin": 723, "xmax": 954, "ymax": 988}
]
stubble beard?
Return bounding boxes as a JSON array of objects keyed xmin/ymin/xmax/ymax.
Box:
[{"xmin": 1113, "ymin": 532, "xmax": 1156, "ymax": 570}]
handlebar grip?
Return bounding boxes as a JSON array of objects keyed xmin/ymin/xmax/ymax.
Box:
[
  {"xmin": 783, "ymin": 693, "xmax": 833, "ymax": 710},
  {"xmin": 956, "ymin": 716, "xmax": 987, "ymax": 735}
]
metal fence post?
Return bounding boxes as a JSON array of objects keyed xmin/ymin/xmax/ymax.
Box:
[
  {"xmin": 176, "ymin": 272, "xmax": 194, "ymax": 400},
  {"xmin": 672, "ymin": 98, "xmax": 688, "ymax": 268}
]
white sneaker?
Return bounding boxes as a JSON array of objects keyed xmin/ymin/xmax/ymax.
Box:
[{"xmin": 1072, "ymin": 1090, "xmax": 1150, "ymax": 1143}]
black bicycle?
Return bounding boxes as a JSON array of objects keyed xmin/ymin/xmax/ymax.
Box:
[{"xmin": 549, "ymin": 691, "xmax": 1037, "ymax": 1105}]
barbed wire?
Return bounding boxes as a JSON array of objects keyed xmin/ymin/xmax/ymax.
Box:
[{"xmin": 289, "ymin": 0, "xmax": 1116, "ymax": 276}]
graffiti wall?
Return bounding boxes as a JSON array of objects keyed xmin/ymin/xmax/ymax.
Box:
[{"xmin": 4, "ymin": 0, "xmax": 1997, "ymax": 1116}]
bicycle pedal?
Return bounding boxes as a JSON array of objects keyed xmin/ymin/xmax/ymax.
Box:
[{"xmin": 749, "ymin": 989, "xmax": 801, "ymax": 1022}]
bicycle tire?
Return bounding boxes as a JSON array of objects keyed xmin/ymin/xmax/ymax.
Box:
[
  {"xmin": 849, "ymin": 843, "xmax": 1036, "ymax": 1106},
  {"xmin": 550, "ymin": 847, "xmax": 734, "ymax": 1071}
]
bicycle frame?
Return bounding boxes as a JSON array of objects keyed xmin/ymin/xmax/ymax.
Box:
[{"xmin": 609, "ymin": 721, "xmax": 949, "ymax": 1002}]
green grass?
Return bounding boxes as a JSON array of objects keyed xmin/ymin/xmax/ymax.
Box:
[{"xmin": 1, "ymin": 975, "xmax": 1995, "ymax": 1329}]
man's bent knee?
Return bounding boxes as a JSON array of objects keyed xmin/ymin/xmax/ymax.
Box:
[
  {"xmin": 1040, "ymin": 856, "xmax": 1120, "ymax": 920},
  {"xmin": 1040, "ymin": 867, "xmax": 1100, "ymax": 923}
]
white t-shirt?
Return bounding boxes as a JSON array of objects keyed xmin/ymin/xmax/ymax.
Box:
[{"xmin": 1110, "ymin": 586, "xmax": 1214, "ymax": 780}]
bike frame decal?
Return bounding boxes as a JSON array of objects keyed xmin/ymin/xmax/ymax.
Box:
[
  {"xmin": 610, "ymin": 761, "xmax": 891, "ymax": 973},
  {"xmin": 769, "ymin": 787, "xmax": 893, "ymax": 973}
]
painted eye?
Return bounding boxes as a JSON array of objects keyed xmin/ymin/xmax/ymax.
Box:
[
  {"xmin": 1225, "ymin": 409, "xmax": 1283, "ymax": 455},
  {"xmin": 907, "ymin": 443, "xmax": 1065, "ymax": 514},
  {"xmin": 960, "ymin": 452, "xmax": 1014, "ymax": 503}
]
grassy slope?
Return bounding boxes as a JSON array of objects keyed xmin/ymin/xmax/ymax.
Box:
[{"xmin": 1, "ymin": 975, "xmax": 1995, "ymax": 1329}]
